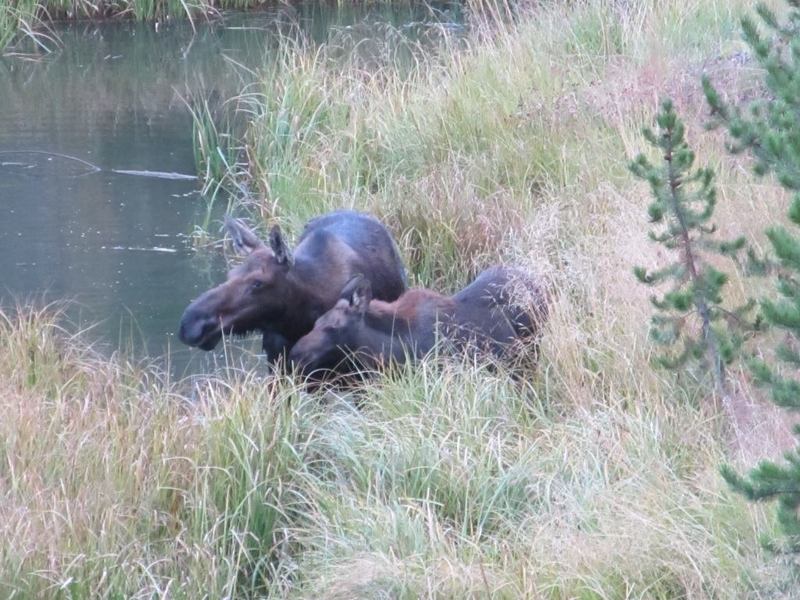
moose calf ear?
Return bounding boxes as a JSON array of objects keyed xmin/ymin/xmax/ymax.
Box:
[
  {"xmin": 339, "ymin": 274, "xmax": 364, "ymax": 300},
  {"xmin": 224, "ymin": 216, "xmax": 265, "ymax": 256},
  {"xmin": 269, "ymin": 225, "xmax": 293, "ymax": 266},
  {"xmin": 350, "ymin": 278, "xmax": 373, "ymax": 315}
]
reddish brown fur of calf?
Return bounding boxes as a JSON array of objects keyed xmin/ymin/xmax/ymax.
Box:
[{"xmin": 289, "ymin": 266, "xmax": 547, "ymax": 377}]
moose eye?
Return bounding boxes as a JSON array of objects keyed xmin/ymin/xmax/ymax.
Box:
[{"xmin": 250, "ymin": 280, "xmax": 265, "ymax": 291}]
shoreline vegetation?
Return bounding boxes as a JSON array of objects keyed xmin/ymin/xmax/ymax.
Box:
[
  {"xmin": 0, "ymin": 0, "xmax": 234, "ymax": 51},
  {"xmin": 1, "ymin": 0, "xmax": 405, "ymax": 52},
  {"xmin": 4, "ymin": 0, "xmax": 800, "ymax": 597}
]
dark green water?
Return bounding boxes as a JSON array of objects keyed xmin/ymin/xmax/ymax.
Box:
[{"xmin": 0, "ymin": 3, "xmax": 462, "ymax": 377}]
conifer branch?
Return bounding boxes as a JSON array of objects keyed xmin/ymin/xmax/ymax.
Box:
[{"xmin": 708, "ymin": 0, "xmax": 800, "ymax": 553}]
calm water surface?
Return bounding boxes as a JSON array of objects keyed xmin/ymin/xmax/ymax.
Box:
[{"xmin": 0, "ymin": 3, "xmax": 461, "ymax": 376}]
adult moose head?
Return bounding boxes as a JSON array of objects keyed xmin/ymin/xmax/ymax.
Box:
[
  {"xmin": 178, "ymin": 210, "xmax": 407, "ymax": 361},
  {"xmin": 289, "ymin": 265, "xmax": 549, "ymax": 377}
]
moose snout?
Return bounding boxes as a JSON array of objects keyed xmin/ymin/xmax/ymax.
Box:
[
  {"xmin": 178, "ymin": 308, "xmax": 220, "ymax": 350},
  {"xmin": 287, "ymin": 347, "xmax": 309, "ymax": 372},
  {"xmin": 288, "ymin": 343, "xmax": 320, "ymax": 375}
]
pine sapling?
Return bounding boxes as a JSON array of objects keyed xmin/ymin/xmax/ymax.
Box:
[{"xmin": 631, "ymin": 98, "xmax": 755, "ymax": 398}]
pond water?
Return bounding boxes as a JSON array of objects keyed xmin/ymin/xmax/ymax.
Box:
[{"xmin": 0, "ymin": 3, "xmax": 461, "ymax": 377}]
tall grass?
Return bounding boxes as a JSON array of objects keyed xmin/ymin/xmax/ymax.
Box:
[
  {"xmin": 3, "ymin": 0, "xmax": 799, "ymax": 596},
  {"xmin": 0, "ymin": 304, "xmax": 784, "ymax": 597},
  {"xmin": 2, "ymin": 0, "xmax": 262, "ymax": 26},
  {"xmin": 0, "ymin": 1, "xmax": 61, "ymax": 53}
]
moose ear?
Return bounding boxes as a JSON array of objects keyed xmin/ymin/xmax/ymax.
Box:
[
  {"xmin": 269, "ymin": 225, "xmax": 293, "ymax": 266},
  {"xmin": 224, "ymin": 216, "xmax": 265, "ymax": 256}
]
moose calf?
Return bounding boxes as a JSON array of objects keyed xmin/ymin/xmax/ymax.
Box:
[{"xmin": 289, "ymin": 266, "xmax": 548, "ymax": 377}]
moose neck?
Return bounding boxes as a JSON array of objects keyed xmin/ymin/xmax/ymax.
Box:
[
  {"xmin": 350, "ymin": 308, "xmax": 408, "ymax": 363},
  {"xmin": 368, "ymin": 290, "xmax": 459, "ymax": 360},
  {"xmin": 356, "ymin": 296, "xmax": 443, "ymax": 363},
  {"xmin": 277, "ymin": 261, "xmax": 338, "ymax": 342}
]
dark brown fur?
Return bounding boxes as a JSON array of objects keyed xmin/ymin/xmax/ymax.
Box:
[
  {"xmin": 178, "ymin": 210, "xmax": 407, "ymax": 361},
  {"xmin": 289, "ymin": 265, "xmax": 548, "ymax": 377}
]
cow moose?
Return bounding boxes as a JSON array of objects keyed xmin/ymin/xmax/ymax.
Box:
[
  {"xmin": 288, "ymin": 265, "xmax": 548, "ymax": 377},
  {"xmin": 178, "ymin": 210, "xmax": 408, "ymax": 362}
]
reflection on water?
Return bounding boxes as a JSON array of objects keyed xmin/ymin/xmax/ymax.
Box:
[{"xmin": 0, "ymin": 3, "xmax": 461, "ymax": 377}]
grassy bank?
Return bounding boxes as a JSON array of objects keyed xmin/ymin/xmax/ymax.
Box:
[
  {"xmin": 194, "ymin": 0, "xmax": 776, "ymax": 289},
  {"xmin": 0, "ymin": 305, "xmax": 780, "ymax": 597},
  {"xmin": 4, "ymin": 0, "xmax": 800, "ymax": 597}
]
